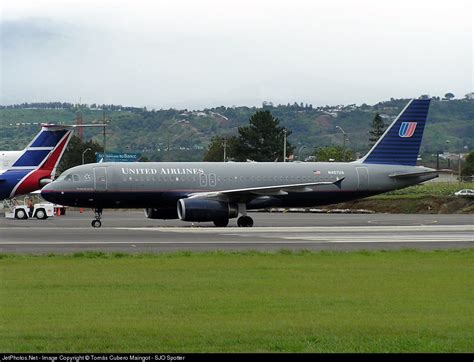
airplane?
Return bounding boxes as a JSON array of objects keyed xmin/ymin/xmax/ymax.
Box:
[
  {"xmin": 0, "ymin": 124, "xmax": 74, "ymax": 201},
  {"xmin": 41, "ymin": 98, "xmax": 441, "ymax": 228}
]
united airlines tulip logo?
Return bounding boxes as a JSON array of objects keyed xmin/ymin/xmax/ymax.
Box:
[{"xmin": 399, "ymin": 122, "xmax": 417, "ymax": 138}]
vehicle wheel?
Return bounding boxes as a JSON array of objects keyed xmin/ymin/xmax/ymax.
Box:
[
  {"xmin": 35, "ymin": 209, "xmax": 47, "ymax": 220},
  {"xmin": 213, "ymin": 219, "xmax": 229, "ymax": 227},
  {"xmin": 15, "ymin": 209, "xmax": 27, "ymax": 220},
  {"xmin": 237, "ymin": 216, "xmax": 254, "ymax": 227},
  {"xmin": 91, "ymin": 220, "xmax": 102, "ymax": 228}
]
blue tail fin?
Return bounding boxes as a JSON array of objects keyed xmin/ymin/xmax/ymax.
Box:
[{"xmin": 361, "ymin": 99, "xmax": 431, "ymax": 166}]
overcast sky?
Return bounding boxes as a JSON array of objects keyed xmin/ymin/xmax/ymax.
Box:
[{"xmin": 1, "ymin": 0, "xmax": 472, "ymax": 109}]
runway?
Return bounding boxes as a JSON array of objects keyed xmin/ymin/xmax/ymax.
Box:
[{"xmin": 0, "ymin": 211, "xmax": 472, "ymax": 253}]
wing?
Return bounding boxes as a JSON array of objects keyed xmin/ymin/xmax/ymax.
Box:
[{"xmin": 187, "ymin": 177, "xmax": 345, "ymax": 202}]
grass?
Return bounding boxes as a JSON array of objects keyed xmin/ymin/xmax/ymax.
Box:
[
  {"xmin": 1, "ymin": 250, "xmax": 473, "ymax": 352},
  {"xmin": 381, "ymin": 182, "xmax": 474, "ymax": 197}
]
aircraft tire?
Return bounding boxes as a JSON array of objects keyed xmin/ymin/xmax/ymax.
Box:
[
  {"xmin": 92, "ymin": 220, "xmax": 102, "ymax": 228},
  {"xmin": 213, "ymin": 219, "xmax": 229, "ymax": 227},
  {"xmin": 237, "ymin": 216, "xmax": 254, "ymax": 227}
]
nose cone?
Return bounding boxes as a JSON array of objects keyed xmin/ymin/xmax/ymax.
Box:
[{"xmin": 41, "ymin": 181, "xmax": 60, "ymax": 203}]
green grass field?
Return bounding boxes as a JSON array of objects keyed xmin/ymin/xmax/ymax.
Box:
[
  {"xmin": 1, "ymin": 250, "xmax": 473, "ymax": 352},
  {"xmin": 382, "ymin": 182, "xmax": 474, "ymax": 197}
]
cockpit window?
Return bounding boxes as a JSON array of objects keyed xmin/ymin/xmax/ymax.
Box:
[
  {"xmin": 73, "ymin": 175, "xmax": 80, "ymax": 182},
  {"xmin": 64, "ymin": 174, "xmax": 73, "ymax": 182}
]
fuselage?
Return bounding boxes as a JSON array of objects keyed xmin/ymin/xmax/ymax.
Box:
[{"xmin": 41, "ymin": 161, "xmax": 437, "ymax": 209}]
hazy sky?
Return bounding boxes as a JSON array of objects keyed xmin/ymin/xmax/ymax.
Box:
[{"xmin": 1, "ymin": 0, "xmax": 472, "ymax": 109}]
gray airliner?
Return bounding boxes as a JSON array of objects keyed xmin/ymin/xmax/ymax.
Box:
[{"xmin": 42, "ymin": 99, "xmax": 439, "ymax": 228}]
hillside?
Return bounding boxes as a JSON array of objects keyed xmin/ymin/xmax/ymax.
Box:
[{"xmin": 1, "ymin": 98, "xmax": 472, "ymax": 162}]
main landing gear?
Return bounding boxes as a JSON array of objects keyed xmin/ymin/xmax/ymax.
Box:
[
  {"xmin": 236, "ymin": 203, "xmax": 254, "ymax": 227},
  {"xmin": 91, "ymin": 208, "xmax": 102, "ymax": 228},
  {"xmin": 237, "ymin": 215, "xmax": 254, "ymax": 227}
]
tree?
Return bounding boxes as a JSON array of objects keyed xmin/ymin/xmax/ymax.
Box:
[
  {"xmin": 444, "ymin": 92, "xmax": 455, "ymax": 100},
  {"xmin": 313, "ymin": 146, "xmax": 354, "ymax": 162},
  {"xmin": 203, "ymin": 135, "xmax": 238, "ymax": 162},
  {"xmin": 232, "ymin": 110, "xmax": 294, "ymax": 162},
  {"xmin": 461, "ymin": 151, "xmax": 474, "ymax": 179},
  {"xmin": 369, "ymin": 113, "xmax": 385, "ymax": 147},
  {"xmin": 57, "ymin": 135, "xmax": 104, "ymax": 174},
  {"xmin": 138, "ymin": 155, "xmax": 150, "ymax": 162},
  {"xmin": 203, "ymin": 111, "xmax": 294, "ymax": 162}
]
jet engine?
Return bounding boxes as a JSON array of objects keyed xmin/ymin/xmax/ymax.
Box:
[
  {"xmin": 39, "ymin": 178, "xmax": 52, "ymax": 187},
  {"xmin": 144, "ymin": 207, "xmax": 179, "ymax": 219},
  {"xmin": 177, "ymin": 199, "xmax": 238, "ymax": 222}
]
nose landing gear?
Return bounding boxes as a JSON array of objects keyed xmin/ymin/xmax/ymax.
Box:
[{"xmin": 91, "ymin": 208, "xmax": 103, "ymax": 228}]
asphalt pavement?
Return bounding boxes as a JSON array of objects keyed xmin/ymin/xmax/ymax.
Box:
[{"xmin": 0, "ymin": 210, "xmax": 472, "ymax": 253}]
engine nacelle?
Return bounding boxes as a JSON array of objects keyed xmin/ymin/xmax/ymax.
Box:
[
  {"xmin": 144, "ymin": 207, "xmax": 179, "ymax": 220},
  {"xmin": 177, "ymin": 199, "xmax": 238, "ymax": 222},
  {"xmin": 39, "ymin": 178, "xmax": 52, "ymax": 187}
]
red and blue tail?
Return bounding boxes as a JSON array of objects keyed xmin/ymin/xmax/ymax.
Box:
[
  {"xmin": 360, "ymin": 99, "xmax": 431, "ymax": 166},
  {"xmin": 0, "ymin": 125, "xmax": 73, "ymax": 199}
]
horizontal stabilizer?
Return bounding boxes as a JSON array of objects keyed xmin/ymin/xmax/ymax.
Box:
[{"xmin": 389, "ymin": 170, "xmax": 441, "ymax": 179}]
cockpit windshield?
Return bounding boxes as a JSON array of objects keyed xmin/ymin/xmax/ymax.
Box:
[{"xmin": 55, "ymin": 172, "xmax": 70, "ymax": 181}]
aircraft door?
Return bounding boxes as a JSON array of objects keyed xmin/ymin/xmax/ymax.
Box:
[
  {"xmin": 94, "ymin": 167, "xmax": 108, "ymax": 191},
  {"xmin": 355, "ymin": 167, "xmax": 369, "ymax": 191}
]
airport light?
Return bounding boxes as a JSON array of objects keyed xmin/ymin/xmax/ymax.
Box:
[
  {"xmin": 167, "ymin": 120, "xmax": 187, "ymax": 161},
  {"xmin": 336, "ymin": 126, "xmax": 349, "ymax": 161},
  {"xmin": 459, "ymin": 145, "xmax": 469, "ymax": 183},
  {"xmin": 297, "ymin": 145, "xmax": 306, "ymax": 161},
  {"xmin": 82, "ymin": 148, "xmax": 92, "ymax": 165},
  {"xmin": 222, "ymin": 137, "xmax": 227, "ymax": 162}
]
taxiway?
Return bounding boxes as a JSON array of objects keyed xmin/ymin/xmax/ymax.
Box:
[{"xmin": 0, "ymin": 211, "xmax": 472, "ymax": 253}]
